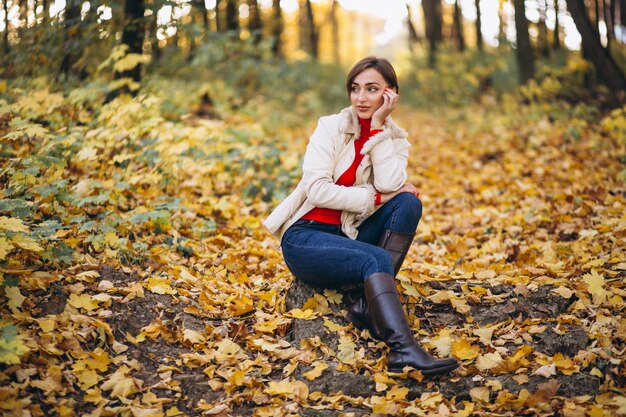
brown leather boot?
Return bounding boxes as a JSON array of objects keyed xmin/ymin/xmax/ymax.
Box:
[
  {"xmin": 347, "ymin": 230, "xmax": 416, "ymax": 340},
  {"xmin": 365, "ymin": 272, "xmax": 459, "ymax": 375}
]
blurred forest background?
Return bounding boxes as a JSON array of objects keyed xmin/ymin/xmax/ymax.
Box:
[{"xmin": 2, "ymin": 0, "xmax": 626, "ymax": 113}]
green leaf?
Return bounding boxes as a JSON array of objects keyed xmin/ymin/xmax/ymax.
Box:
[{"xmin": 0, "ymin": 324, "xmax": 29, "ymax": 365}]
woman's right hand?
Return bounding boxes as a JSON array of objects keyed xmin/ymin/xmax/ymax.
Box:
[{"xmin": 380, "ymin": 184, "xmax": 419, "ymax": 204}]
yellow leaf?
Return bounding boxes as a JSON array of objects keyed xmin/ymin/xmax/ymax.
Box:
[
  {"xmin": 552, "ymin": 286, "xmax": 574, "ymax": 299},
  {"xmin": 88, "ymin": 348, "xmax": 110, "ymax": 372},
  {"xmin": 68, "ymin": 293, "xmax": 100, "ymax": 311},
  {"xmin": 473, "ymin": 327, "xmax": 494, "ymax": 345},
  {"xmin": 430, "ymin": 330, "xmax": 452, "ymax": 357},
  {"xmin": 36, "ymin": 317, "xmax": 56, "ymax": 333},
  {"xmin": 475, "ymin": 352, "xmax": 504, "ymax": 372},
  {"xmin": 533, "ymin": 363, "xmax": 556, "ymax": 378},
  {"xmin": 11, "ymin": 234, "xmax": 43, "ymax": 252},
  {"xmin": 76, "ymin": 270, "xmax": 100, "ymax": 282},
  {"xmin": 6, "ymin": 286, "xmax": 25, "ymax": 313},
  {"xmin": 470, "ymin": 386, "xmax": 490, "ymax": 403},
  {"xmin": 323, "ymin": 289, "xmax": 343, "ymax": 304},
  {"xmin": 0, "ymin": 331, "xmax": 30, "ymax": 364},
  {"xmin": 583, "ymin": 269, "xmax": 607, "ymax": 303},
  {"xmin": 372, "ymin": 399, "xmax": 399, "ymax": 414},
  {"xmin": 303, "ymin": 362, "xmax": 328, "ymax": 381},
  {"xmin": 265, "ymin": 379, "xmax": 293, "ymax": 396},
  {"xmin": 183, "ymin": 329, "xmax": 206, "ymax": 344},
  {"xmin": 0, "ymin": 237, "xmax": 13, "ymax": 260},
  {"xmin": 101, "ymin": 365, "xmax": 139, "ymax": 398},
  {"xmin": 77, "ymin": 368, "xmax": 100, "ymax": 390},
  {"xmin": 77, "ymin": 146, "xmax": 98, "ymax": 161},
  {"xmin": 450, "ymin": 297, "xmax": 471, "ymax": 314},
  {"xmin": 451, "ymin": 338, "xmax": 481, "ymax": 360},
  {"xmin": 146, "ymin": 277, "xmax": 177, "ymax": 295},
  {"xmin": 386, "ymin": 385, "xmax": 409, "ymax": 401},
  {"xmin": 216, "ymin": 339, "xmax": 241, "ymax": 356},
  {"xmin": 286, "ymin": 308, "xmax": 317, "ymax": 320},
  {"xmin": 0, "ymin": 217, "xmax": 29, "ymax": 232},
  {"xmin": 323, "ymin": 318, "xmax": 343, "ymax": 332}
]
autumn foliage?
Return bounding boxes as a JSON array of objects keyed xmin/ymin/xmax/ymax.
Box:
[{"xmin": 0, "ymin": 59, "xmax": 625, "ymax": 416}]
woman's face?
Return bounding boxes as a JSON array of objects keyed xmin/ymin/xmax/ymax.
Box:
[{"xmin": 349, "ymin": 68, "xmax": 390, "ymax": 120}]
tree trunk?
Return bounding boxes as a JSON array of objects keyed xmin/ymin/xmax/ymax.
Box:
[
  {"xmin": 475, "ymin": 0, "xmax": 483, "ymax": 51},
  {"xmin": 422, "ymin": 0, "xmax": 442, "ymax": 67},
  {"xmin": 331, "ymin": 0, "xmax": 340, "ymax": 63},
  {"xmin": 42, "ymin": 0, "xmax": 49, "ymax": 24},
  {"xmin": 621, "ymin": 0, "xmax": 626, "ymax": 36},
  {"xmin": 565, "ymin": 0, "xmax": 626, "ymax": 93},
  {"xmin": 150, "ymin": 0, "xmax": 161, "ymax": 61},
  {"xmin": 3, "ymin": 0, "xmax": 9, "ymax": 54},
  {"xmin": 58, "ymin": 0, "xmax": 82, "ymax": 79},
  {"xmin": 553, "ymin": 0, "xmax": 561, "ymax": 50},
  {"xmin": 215, "ymin": 0, "xmax": 223, "ymax": 32},
  {"xmin": 406, "ymin": 3, "xmax": 421, "ymax": 53},
  {"xmin": 271, "ymin": 0, "xmax": 283, "ymax": 57},
  {"xmin": 225, "ymin": 0, "xmax": 239, "ymax": 32},
  {"xmin": 603, "ymin": 0, "xmax": 613, "ymax": 47},
  {"xmin": 192, "ymin": 0, "xmax": 209, "ymax": 31},
  {"xmin": 305, "ymin": 0, "xmax": 318, "ymax": 59},
  {"xmin": 538, "ymin": 0, "xmax": 550, "ymax": 56},
  {"xmin": 453, "ymin": 0, "xmax": 465, "ymax": 51},
  {"xmin": 498, "ymin": 0, "xmax": 507, "ymax": 46},
  {"xmin": 248, "ymin": 0, "xmax": 262, "ymax": 42},
  {"xmin": 513, "ymin": 0, "xmax": 535, "ymax": 83}
]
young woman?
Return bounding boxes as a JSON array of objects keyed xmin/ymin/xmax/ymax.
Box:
[{"xmin": 264, "ymin": 57, "xmax": 459, "ymax": 376}]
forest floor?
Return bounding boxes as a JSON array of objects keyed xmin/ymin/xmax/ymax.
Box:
[{"xmin": 0, "ymin": 87, "xmax": 625, "ymax": 416}]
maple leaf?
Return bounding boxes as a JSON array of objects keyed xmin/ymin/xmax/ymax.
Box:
[
  {"xmin": 582, "ymin": 269, "xmax": 608, "ymax": 304},
  {"xmin": 100, "ymin": 365, "xmax": 140, "ymax": 398},
  {"xmin": 303, "ymin": 362, "xmax": 328, "ymax": 381},
  {"xmin": 0, "ymin": 324, "xmax": 30, "ymax": 364},
  {"xmin": 451, "ymin": 337, "xmax": 481, "ymax": 360},
  {"xmin": 476, "ymin": 351, "xmax": 504, "ymax": 372}
]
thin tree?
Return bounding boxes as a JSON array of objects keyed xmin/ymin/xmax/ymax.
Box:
[
  {"xmin": 422, "ymin": 0, "xmax": 443, "ymax": 67},
  {"xmin": 553, "ymin": 0, "xmax": 561, "ymax": 49},
  {"xmin": 215, "ymin": 0, "xmax": 223, "ymax": 31},
  {"xmin": 331, "ymin": 0, "xmax": 340, "ymax": 63},
  {"xmin": 305, "ymin": 0, "xmax": 318, "ymax": 59},
  {"xmin": 475, "ymin": 0, "xmax": 483, "ymax": 51},
  {"xmin": 406, "ymin": 3, "xmax": 421, "ymax": 54},
  {"xmin": 513, "ymin": 0, "xmax": 535, "ymax": 83},
  {"xmin": 248, "ymin": 0, "xmax": 262, "ymax": 42},
  {"xmin": 453, "ymin": 0, "xmax": 465, "ymax": 51},
  {"xmin": 271, "ymin": 0, "xmax": 283, "ymax": 57},
  {"xmin": 225, "ymin": 0, "xmax": 239, "ymax": 32},
  {"xmin": 3, "ymin": 0, "xmax": 9, "ymax": 55},
  {"xmin": 57, "ymin": 0, "xmax": 82, "ymax": 79},
  {"xmin": 537, "ymin": 0, "xmax": 550, "ymax": 56},
  {"xmin": 603, "ymin": 0, "xmax": 614, "ymax": 47},
  {"xmin": 565, "ymin": 0, "xmax": 626, "ymax": 93},
  {"xmin": 149, "ymin": 0, "xmax": 161, "ymax": 62}
]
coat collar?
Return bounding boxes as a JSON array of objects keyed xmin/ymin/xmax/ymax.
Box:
[{"xmin": 337, "ymin": 106, "xmax": 408, "ymax": 143}]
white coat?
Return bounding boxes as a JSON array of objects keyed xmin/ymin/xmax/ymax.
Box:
[{"xmin": 263, "ymin": 106, "xmax": 411, "ymax": 243}]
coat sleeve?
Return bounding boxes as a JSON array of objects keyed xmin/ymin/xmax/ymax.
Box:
[
  {"xmin": 360, "ymin": 129, "xmax": 410, "ymax": 193},
  {"xmin": 302, "ymin": 118, "xmax": 376, "ymax": 217}
]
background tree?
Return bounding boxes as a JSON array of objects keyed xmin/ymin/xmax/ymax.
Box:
[
  {"xmin": 57, "ymin": 0, "xmax": 82, "ymax": 79},
  {"xmin": 453, "ymin": 0, "xmax": 465, "ymax": 51},
  {"xmin": 225, "ymin": 0, "xmax": 239, "ymax": 32},
  {"xmin": 475, "ymin": 0, "xmax": 483, "ymax": 51},
  {"xmin": 271, "ymin": 0, "xmax": 283, "ymax": 57},
  {"xmin": 406, "ymin": 3, "xmax": 421, "ymax": 54},
  {"xmin": 553, "ymin": 0, "xmax": 561, "ymax": 50},
  {"xmin": 248, "ymin": 0, "xmax": 263, "ymax": 43},
  {"xmin": 514, "ymin": 0, "xmax": 535, "ymax": 83},
  {"xmin": 565, "ymin": 0, "xmax": 626, "ymax": 93},
  {"xmin": 3, "ymin": 0, "xmax": 9, "ymax": 55},
  {"xmin": 422, "ymin": 0, "xmax": 443, "ymax": 67}
]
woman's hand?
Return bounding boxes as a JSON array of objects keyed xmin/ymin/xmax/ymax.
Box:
[
  {"xmin": 371, "ymin": 87, "xmax": 399, "ymax": 129},
  {"xmin": 380, "ymin": 184, "xmax": 419, "ymax": 204}
]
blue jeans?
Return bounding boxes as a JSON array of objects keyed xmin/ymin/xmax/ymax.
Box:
[{"xmin": 281, "ymin": 193, "xmax": 422, "ymax": 286}]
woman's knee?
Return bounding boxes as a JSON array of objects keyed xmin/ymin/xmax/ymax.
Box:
[
  {"xmin": 362, "ymin": 247, "xmax": 394, "ymax": 277},
  {"xmin": 395, "ymin": 192, "xmax": 422, "ymax": 220}
]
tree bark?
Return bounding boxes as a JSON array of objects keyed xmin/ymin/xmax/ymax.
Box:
[
  {"xmin": 150, "ymin": 0, "xmax": 161, "ymax": 62},
  {"xmin": 331, "ymin": 0, "xmax": 340, "ymax": 63},
  {"xmin": 475, "ymin": 0, "xmax": 483, "ymax": 51},
  {"xmin": 453, "ymin": 0, "xmax": 465, "ymax": 51},
  {"xmin": 305, "ymin": 0, "xmax": 318, "ymax": 59},
  {"xmin": 537, "ymin": 0, "xmax": 550, "ymax": 56},
  {"xmin": 422, "ymin": 0, "xmax": 442, "ymax": 67},
  {"xmin": 513, "ymin": 0, "xmax": 535, "ymax": 83},
  {"xmin": 248, "ymin": 0, "xmax": 262, "ymax": 42},
  {"xmin": 406, "ymin": 3, "xmax": 421, "ymax": 54},
  {"xmin": 554, "ymin": 0, "xmax": 561, "ymax": 49},
  {"xmin": 271, "ymin": 0, "xmax": 283, "ymax": 57},
  {"xmin": 603, "ymin": 0, "xmax": 614, "ymax": 47},
  {"xmin": 3, "ymin": 0, "xmax": 9, "ymax": 54},
  {"xmin": 225, "ymin": 0, "xmax": 239, "ymax": 32},
  {"xmin": 58, "ymin": 0, "xmax": 82, "ymax": 79},
  {"xmin": 565, "ymin": 0, "xmax": 626, "ymax": 93},
  {"xmin": 214, "ymin": 0, "xmax": 223, "ymax": 31}
]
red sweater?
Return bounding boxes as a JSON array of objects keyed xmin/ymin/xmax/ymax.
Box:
[{"xmin": 301, "ymin": 118, "xmax": 382, "ymax": 225}]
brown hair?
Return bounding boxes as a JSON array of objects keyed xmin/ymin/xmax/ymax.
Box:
[{"xmin": 346, "ymin": 56, "xmax": 399, "ymax": 96}]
